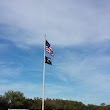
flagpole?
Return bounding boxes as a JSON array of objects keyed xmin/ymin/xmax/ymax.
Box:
[{"xmin": 42, "ymin": 34, "xmax": 46, "ymax": 110}]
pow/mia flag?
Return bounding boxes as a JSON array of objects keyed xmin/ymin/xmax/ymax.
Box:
[{"xmin": 45, "ymin": 56, "xmax": 52, "ymax": 65}]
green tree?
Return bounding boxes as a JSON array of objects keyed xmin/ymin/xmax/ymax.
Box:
[
  {"xmin": 3, "ymin": 90, "xmax": 25, "ymax": 109},
  {"xmin": 0, "ymin": 95, "xmax": 8, "ymax": 110},
  {"xmin": 100, "ymin": 103, "xmax": 106, "ymax": 106},
  {"xmin": 87, "ymin": 104, "xmax": 98, "ymax": 110}
]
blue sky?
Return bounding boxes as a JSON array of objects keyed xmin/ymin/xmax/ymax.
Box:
[{"xmin": 0, "ymin": 0, "xmax": 110, "ymax": 105}]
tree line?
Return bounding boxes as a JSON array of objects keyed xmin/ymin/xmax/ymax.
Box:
[{"xmin": 0, "ymin": 90, "xmax": 110, "ymax": 110}]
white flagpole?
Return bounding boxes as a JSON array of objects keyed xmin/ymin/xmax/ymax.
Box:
[{"xmin": 42, "ymin": 34, "xmax": 46, "ymax": 110}]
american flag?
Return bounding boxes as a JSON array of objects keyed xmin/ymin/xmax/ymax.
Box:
[{"xmin": 45, "ymin": 40, "xmax": 54, "ymax": 56}]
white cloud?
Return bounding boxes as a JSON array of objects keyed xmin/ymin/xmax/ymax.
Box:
[{"xmin": 0, "ymin": 0, "xmax": 110, "ymax": 47}]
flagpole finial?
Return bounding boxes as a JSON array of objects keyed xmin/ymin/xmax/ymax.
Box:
[{"xmin": 44, "ymin": 34, "xmax": 46, "ymax": 40}]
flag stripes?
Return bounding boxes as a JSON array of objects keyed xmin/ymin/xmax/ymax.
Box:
[{"xmin": 45, "ymin": 47, "xmax": 53, "ymax": 56}]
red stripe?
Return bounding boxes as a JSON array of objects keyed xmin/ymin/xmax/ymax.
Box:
[{"xmin": 45, "ymin": 47, "xmax": 54, "ymax": 56}]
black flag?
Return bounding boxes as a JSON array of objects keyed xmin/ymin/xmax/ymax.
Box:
[{"xmin": 45, "ymin": 56, "xmax": 52, "ymax": 65}]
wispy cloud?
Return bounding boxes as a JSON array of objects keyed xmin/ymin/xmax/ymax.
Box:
[
  {"xmin": 56, "ymin": 50, "xmax": 110, "ymax": 90},
  {"xmin": 0, "ymin": 62, "xmax": 22, "ymax": 78},
  {"xmin": 0, "ymin": 43, "xmax": 9, "ymax": 52},
  {"xmin": 53, "ymin": 43, "xmax": 110, "ymax": 104},
  {"xmin": 0, "ymin": 82, "xmax": 42, "ymax": 97}
]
